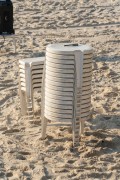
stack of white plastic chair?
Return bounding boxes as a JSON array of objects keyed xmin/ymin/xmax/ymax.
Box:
[
  {"xmin": 19, "ymin": 57, "xmax": 45, "ymax": 120},
  {"xmin": 41, "ymin": 43, "xmax": 93, "ymax": 146}
]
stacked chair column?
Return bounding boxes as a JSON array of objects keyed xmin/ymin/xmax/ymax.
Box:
[
  {"xmin": 41, "ymin": 43, "xmax": 93, "ymax": 146},
  {"xmin": 19, "ymin": 57, "xmax": 45, "ymax": 120}
]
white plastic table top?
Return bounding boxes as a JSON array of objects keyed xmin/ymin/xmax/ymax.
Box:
[
  {"xmin": 46, "ymin": 43, "xmax": 93, "ymax": 55},
  {"xmin": 19, "ymin": 57, "xmax": 45, "ymax": 65}
]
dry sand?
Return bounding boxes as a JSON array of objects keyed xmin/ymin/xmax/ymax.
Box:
[{"xmin": 0, "ymin": 0, "xmax": 120, "ymax": 179}]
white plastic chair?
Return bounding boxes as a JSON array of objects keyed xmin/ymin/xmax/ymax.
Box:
[
  {"xmin": 19, "ymin": 57, "xmax": 45, "ymax": 120},
  {"xmin": 41, "ymin": 43, "xmax": 93, "ymax": 146}
]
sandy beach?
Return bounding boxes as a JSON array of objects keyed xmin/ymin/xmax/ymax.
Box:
[{"xmin": 0, "ymin": 0, "xmax": 120, "ymax": 179}]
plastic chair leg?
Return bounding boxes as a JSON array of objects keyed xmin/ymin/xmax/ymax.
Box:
[
  {"xmin": 72, "ymin": 117, "xmax": 80, "ymax": 147},
  {"xmin": 41, "ymin": 117, "xmax": 47, "ymax": 139},
  {"xmin": 19, "ymin": 77, "xmax": 27, "ymax": 115},
  {"xmin": 80, "ymin": 121, "xmax": 84, "ymax": 135},
  {"xmin": 25, "ymin": 64, "xmax": 34, "ymax": 120}
]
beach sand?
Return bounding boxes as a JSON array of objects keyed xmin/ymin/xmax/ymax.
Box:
[{"xmin": 0, "ymin": 0, "xmax": 120, "ymax": 179}]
